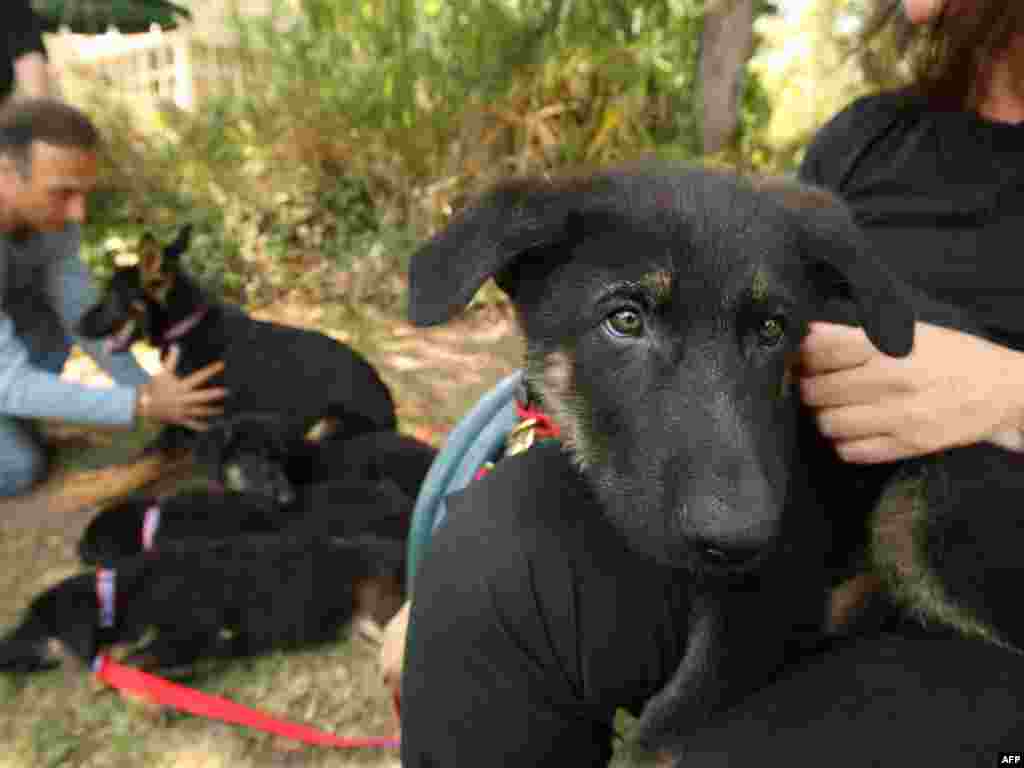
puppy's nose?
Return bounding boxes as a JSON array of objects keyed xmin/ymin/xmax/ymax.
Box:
[{"xmin": 695, "ymin": 539, "xmax": 763, "ymax": 571}]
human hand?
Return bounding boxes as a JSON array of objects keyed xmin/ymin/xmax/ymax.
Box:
[
  {"xmin": 136, "ymin": 345, "xmax": 227, "ymax": 431},
  {"xmin": 799, "ymin": 321, "xmax": 1024, "ymax": 463},
  {"xmin": 902, "ymin": 0, "xmax": 943, "ymax": 23},
  {"xmin": 902, "ymin": 0, "xmax": 969, "ymax": 24}
]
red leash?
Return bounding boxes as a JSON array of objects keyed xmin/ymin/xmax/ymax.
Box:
[{"xmin": 93, "ymin": 655, "xmax": 400, "ymax": 750}]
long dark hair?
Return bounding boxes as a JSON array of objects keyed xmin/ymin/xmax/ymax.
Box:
[{"xmin": 855, "ymin": 0, "xmax": 1024, "ymax": 109}]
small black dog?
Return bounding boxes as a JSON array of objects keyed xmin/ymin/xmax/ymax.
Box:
[
  {"xmin": 193, "ymin": 412, "xmax": 307, "ymax": 505},
  {"xmin": 407, "ymin": 161, "xmax": 924, "ymax": 751},
  {"xmin": 313, "ymin": 430, "xmax": 439, "ymax": 501},
  {"xmin": 77, "ymin": 475, "xmax": 415, "ymax": 565},
  {"xmin": 76, "ymin": 226, "xmax": 398, "ymax": 453},
  {"xmin": 195, "ymin": 410, "xmax": 437, "ymax": 507},
  {"xmin": 77, "ymin": 490, "xmax": 285, "ymax": 565},
  {"xmin": 2, "ymin": 533, "xmax": 406, "ymax": 675}
]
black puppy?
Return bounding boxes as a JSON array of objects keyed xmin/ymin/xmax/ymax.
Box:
[
  {"xmin": 313, "ymin": 431, "xmax": 438, "ymax": 501},
  {"xmin": 2, "ymin": 533, "xmax": 406, "ymax": 675},
  {"xmin": 76, "ymin": 226, "xmax": 398, "ymax": 453},
  {"xmin": 77, "ymin": 490, "xmax": 285, "ymax": 565},
  {"xmin": 195, "ymin": 410, "xmax": 436, "ymax": 507},
  {"xmin": 78, "ymin": 476, "xmax": 415, "ymax": 565},
  {"xmin": 868, "ymin": 442, "xmax": 1024, "ymax": 654},
  {"xmin": 193, "ymin": 412, "xmax": 305, "ymax": 505},
  {"xmin": 407, "ymin": 161, "xmax": 921, "ymax": 752}
]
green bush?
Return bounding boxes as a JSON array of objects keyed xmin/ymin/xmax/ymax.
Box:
[{"xmin": 67, "ymin": 0, "xmax": 777, "ymax": 316}]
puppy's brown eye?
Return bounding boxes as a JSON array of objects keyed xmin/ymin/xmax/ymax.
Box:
[
  {"xmin": 605, "ymin": 309, "xmax": 644, "ymax": 338},
  {"xmin": 757, "ymin": 316, "xmax": 786, "ymax": 347}
]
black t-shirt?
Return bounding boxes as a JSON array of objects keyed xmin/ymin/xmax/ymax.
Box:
[
  {"xmin": 2, "ymin": 1, "xmax": 48, "ymax": 101},
  {"xmin": 798, "ymin": 90, "xmax": 1024, "ymax": 350}
]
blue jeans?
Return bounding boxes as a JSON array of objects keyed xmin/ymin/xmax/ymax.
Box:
[{"xmin": 0, "ymin": 236, "xmax": 149, "ymax": 497}]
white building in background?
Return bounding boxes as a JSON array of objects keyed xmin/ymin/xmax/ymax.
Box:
[{"xmin": 44, "ymin": 0, "xmax": 293, "ymax": 112}]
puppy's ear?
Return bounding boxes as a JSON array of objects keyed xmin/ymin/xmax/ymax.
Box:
[
  {"xmin": 408, "ymin": 176, "xmax": 588, "ymax": 326},
  {"xmin": 761, "ymin": 178, "xmax": 916, "ymax": 358},
  {"xmin": 165, "ymin": 224, "xmax": 192, "ymax": 262}
]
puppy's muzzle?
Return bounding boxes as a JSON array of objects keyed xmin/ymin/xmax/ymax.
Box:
[{"xmin": 684, "ymin": 497, "xmax": 778, "ymax": 575}]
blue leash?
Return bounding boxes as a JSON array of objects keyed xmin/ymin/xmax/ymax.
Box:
[{"xmin": 406, "ymin": 370, "xmax": 524, "ymax": 591}]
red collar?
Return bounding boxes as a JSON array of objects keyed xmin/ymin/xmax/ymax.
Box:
[
  {"xmin": 96, "ymin": 568, "xmax": 116, "ymax": 628},
  {"xmin": 160, "ymin": 306, "xmax": 209, "ymax": 346},
  {"xmin": 514, "ymin": 400, "xmax": 561, "ymax": 439},
  {"xmin": 141, "ymin": 504, "xmax": 161, "ymax": 552},
  {"xmin": 473, "ymin": 400, "xmax": 560, "ymax": 482}
]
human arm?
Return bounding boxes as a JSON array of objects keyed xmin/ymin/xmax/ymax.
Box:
[
  {"xmin": 799, "ymin": 321, "xmax": 1024, "ymax": 463},
  {"xmin": 7, "ymin": 1, "xmax": 56, "ymax": 99},
  {"xmin": 13, "ymin": 52, "xmax": 52, "ymax": 99},
  {"xmin": 0, "ymin": 307, "xmax": 137, "ymax": 425}
]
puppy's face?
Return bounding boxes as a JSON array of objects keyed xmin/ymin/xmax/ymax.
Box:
[
  {"xmin": 78, "ymin": 502, "xmax": 148, "ymax": 565},
  {"xmin": 516, "ymin": 217, "xmax": 816, "ymax": 571},
  {"xmin": 409, "ymin": 164, "xmax": 916, "ymax": 574},
  {"xmin": 76, "ymin": 266, "xmax": 158, "ymax": 350},
  {"xmin": 76, "ymin": 225, "xmax": 193, "ymax": 346},
  {"xmin": 195, "ymin": 414, "xmax": 296, "ymax": 505},
  {"xmin": 0, "ymin": 574, "xmax": 100, "ymax": 673}
]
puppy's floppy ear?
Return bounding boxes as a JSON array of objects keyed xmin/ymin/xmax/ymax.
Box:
[
  {"xmin": 760, "ymin": 178, "xmax": 916, "ymax": 358},
  {"xmin": 165, "ymin": 224, "xmax": 192, "ymax": 262},
  {"xmin": 408, "ymin": 176, "xmax": 589, "ymax": 326}
]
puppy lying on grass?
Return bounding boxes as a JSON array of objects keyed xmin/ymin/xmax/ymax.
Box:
[
  {"xmin": 195, "ymin": 410, "xmax": 438, "ymax": 505},
  {"xmin": 77, "ymin": 478, "xmax": 415, "ymax": 566},
  {"xmin": 1, "ymin": 533, "xmax": 406, "ymax": 676}
]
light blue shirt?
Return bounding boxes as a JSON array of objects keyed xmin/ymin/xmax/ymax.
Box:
[{"xmin": 0, "ymin": 224, "xmax": 148, "ymax": 426}]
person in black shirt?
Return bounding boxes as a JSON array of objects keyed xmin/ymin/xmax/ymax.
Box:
[
  {"xmin": 2, "ymin": 1, "xmax": 56, "ymax": 103},
  {"xmin": 399, "ymin": 1, "xmax": 1024, "ymax": 765},
  {"xmin": 798, "ymin": 0, "xmax": 1024, "ymax": 465}
]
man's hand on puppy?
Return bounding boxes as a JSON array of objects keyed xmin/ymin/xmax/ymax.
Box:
[
  {"xmin": 800, "ymin": 321, "xmax": 1024, "ymax": 463},
  {"xmin": 135, "ymin": 345, "xmax": 227, "ymax": 431}
]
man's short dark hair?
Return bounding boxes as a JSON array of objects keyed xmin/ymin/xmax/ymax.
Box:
[{"xmin": 0, "ymin": 98, "xmax": 101, "ymax": 177}]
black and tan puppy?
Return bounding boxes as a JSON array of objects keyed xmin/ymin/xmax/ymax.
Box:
[
  {"xmin": 77, "ymin": 490, "xmax": 285, "ymax": 565},
  {"xmin": 77, "ymin": 475, "xmax": 416, "ymax": 566},
  {"xmin": 76, "ymin": 226, "xmax": 398, "ymax": 453},
  {"xmin": 194, "ymin": 410, "xmax": 438, "ymax": 503},
  {"xmin": 407, "ymin": 161, "xmax": 921, "ymax": 751},
  {"xmin": 1, "ymin": 534, "xmax": 406, "ymax": 676}
]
